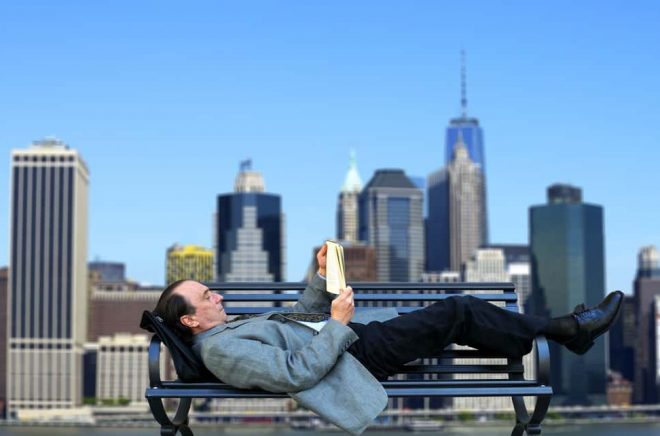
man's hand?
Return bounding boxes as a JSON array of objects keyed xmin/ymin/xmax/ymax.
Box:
[
  {"xmin": 317, "ymin": 243, "xmax": 328, "ymax": 276},
  {"xmin": 330, "ymin": 286, "xmax": 354, "ymax": 325}
]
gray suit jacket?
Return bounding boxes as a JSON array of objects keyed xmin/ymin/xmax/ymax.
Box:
[{"xmin": 192, "ymin": 274, "xmax": 398, "ymax": 434}]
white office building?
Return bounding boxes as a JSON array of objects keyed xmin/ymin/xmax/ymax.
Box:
[{"xmin": 7, "ymin": 139, "xmax": 89, "ymax": 414}]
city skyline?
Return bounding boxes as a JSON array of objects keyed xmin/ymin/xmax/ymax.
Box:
[{"xmin": 0, "ymin": 2, "xmax": 659, "ymax": 291}]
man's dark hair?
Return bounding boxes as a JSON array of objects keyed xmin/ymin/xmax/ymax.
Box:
[{"xmin": 154, "ymin": 280, "xmax": 196, "ymax": 344}]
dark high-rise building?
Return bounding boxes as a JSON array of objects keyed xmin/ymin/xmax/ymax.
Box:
[
  {"xmin": 215, "ymin": 161, "xmax": 285, "ymax": 282},
  {"xmin": 0, "ymin": 267, "xmax": 7, "ymax": 417},
  {"xmin": 8, "ymin": 139, "xmax": 89, "ymax": 414},
  {"xmin": 609, "ymin": 295, "xmax": 636, "ymax": 384},
  {"xmin": 529, "ymin": 184, "xmax": 606, "ymax": 405},
  {"xmin": 359, "ymin": 169, "xmax": 424, "ymax": 282},
  {"xmin": 632, "ymin": 245, "xmax": 660, "ymax": 403},
  {"xmin": 425, "ymin": 167, "xmax": 450, "ymax": 272}
]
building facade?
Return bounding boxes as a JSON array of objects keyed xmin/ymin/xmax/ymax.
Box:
[
  {"xmin": 464, "ymin": 248, "xmax": 508, "ymax": 282},
  {"xmin": 609, "ymin": 295, "xmax": 636, "ymax": 388},
  {"xmin": 358, "ymin": 169, "xmax": 424, "ymax": 282},
  {"xmin": 308, "ymin": 242, "xmax": 376, "ymax": 283},
  {"xmin": 447, "ymin": 137, "xmax": 486, "ymax": 272},
  {"xmin": 88, "ymin": 261, "xmax": 125, "ymax": 283},
  {"xmin": 7, "ymin": 139, "xmax": 89, "ymax": 414},
  {"xmin": 166, "ymin": 244, "xmax": 214, "ymax": 284},
  {"xmin": 336, "ymin": 151, "xmax": 362, "ymax": 242},
  {"xmin": 96, "ymin": 334, "xmax": 150, "ymax": 405},
  {"xmin": 633, "ymin": 245, "xmax": 660, "ymax": 403},
  {"xmin": 529, "ymin": 184, "xmax": 606, "ymax": 405},
  {"xmin": 88, "ymin": 290, "xmax": 160, "ymax": 341},
  {"xmin": 215, "ymin": 163, "xmax": 284, "ymax": 282},
  {"xmin": 454, "ymin": 248, "xmax": 535, "ymax": 411}
]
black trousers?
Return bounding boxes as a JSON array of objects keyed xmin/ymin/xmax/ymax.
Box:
[{"xmin": 346, "ymin": 295, "xmax": 549, "ymax": 380}]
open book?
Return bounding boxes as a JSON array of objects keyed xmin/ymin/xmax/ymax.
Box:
[{"xmin": 325, "ymin": 240, "xmax": 346, "ymax": 294}]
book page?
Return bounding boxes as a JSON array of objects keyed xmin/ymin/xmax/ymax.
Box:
[{"xmin": 325, "ymin": 240, "xmax": 346, "ymax": 294}]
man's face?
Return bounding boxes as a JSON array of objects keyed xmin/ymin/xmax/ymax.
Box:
[{"xmin": 175, "ymin": 280, "xmax": 227, "ymax": 333}]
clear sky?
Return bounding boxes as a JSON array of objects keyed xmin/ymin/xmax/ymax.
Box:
[{"xmin": 0, "ymin": 1, "xmax": 658, "ymax": 292}]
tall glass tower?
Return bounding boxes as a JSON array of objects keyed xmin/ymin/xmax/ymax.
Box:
[
  {"xmin": 8, "ymin": 138, "xmax": 89, "ymax": 414},
  {"xmin": 444, "ymin": 51, "xmax": 486, "ymax": 172},
  {"xmin": 358, "ymin": 169, "xmax": 424, "ymax": 282},
  {"xmin": 529, "ymin": 184, "xmax": 606, "ymax": 405},
  {"xmin": 442, "ymin": 51, "xmax": 488, "ymax": 246},
  {"xmin": 215, "ymin": 161, "xmax": 285, "ymax": 282}
]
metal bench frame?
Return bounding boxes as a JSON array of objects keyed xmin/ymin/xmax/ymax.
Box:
[{"xmin": 145, "ymin": 282, "xmax": 552, "ymax": 435}]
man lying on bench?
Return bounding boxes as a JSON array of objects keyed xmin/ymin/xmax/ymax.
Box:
[{"xmin": 152, "ymin": 242, "xmax": 623, "ymax": 435}]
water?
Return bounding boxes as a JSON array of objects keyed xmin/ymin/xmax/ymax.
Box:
[{"xmin": 1, "ymin": 423, "xmax": 660, "ymax": 435}]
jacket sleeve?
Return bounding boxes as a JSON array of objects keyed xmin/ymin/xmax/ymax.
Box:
[
  {"xmin": 288, "ymin": 273, "xmax": 335, "ymax": 313},
  {"xmin": 201, "ymin": 320, "xmax": 357, "ymax": 393}
]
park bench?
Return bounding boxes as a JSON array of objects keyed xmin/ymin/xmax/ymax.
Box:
[{"xmin": 143, "ymin": 281, "xmax": 552, "ymax": 436}]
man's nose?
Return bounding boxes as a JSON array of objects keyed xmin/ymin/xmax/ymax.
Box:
[{"xmin": 214, "ymin": 292, "xmax": 223, "ymax": 303}]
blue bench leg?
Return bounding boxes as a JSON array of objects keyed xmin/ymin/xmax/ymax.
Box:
[
  {"xmin": 147, "ymin": 397, "xmax": 193, "ymax": 435},
  {"xmin": 526, "ymin": 394, "xmax": 551, "ymax": 435},
  {"xmin": 509, "ymin": 394, "xmax": 550, "ymax": 435}
]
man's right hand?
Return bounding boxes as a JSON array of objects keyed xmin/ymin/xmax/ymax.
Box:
[{"xmin": 330, "ymin": 286, "xmax": 355, "ymax": 325}]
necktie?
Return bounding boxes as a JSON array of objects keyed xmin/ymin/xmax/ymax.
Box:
[{"xmin": 231, "ymin": 312, "xmax": 330, "ymax": 323}]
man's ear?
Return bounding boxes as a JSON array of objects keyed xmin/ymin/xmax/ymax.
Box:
[{"xmin": 180, "ymin": 314, "xmax": 198, "ymax": 328}]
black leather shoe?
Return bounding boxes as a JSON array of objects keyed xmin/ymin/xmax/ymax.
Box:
[{"xmin": 565, "ymin": 290, "xmax": 624, "ymax": 355}]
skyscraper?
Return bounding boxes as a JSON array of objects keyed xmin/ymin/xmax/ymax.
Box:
[
  {"xmin": 358, "ymin": 169, "xmax": 424, "ymax": 282},
  {"xmin": 445, "ymin": 51, "xmax": 488, "ymax": 243},
  {"xmin": 448, "ymin": 137, "xmax": 486, "ymax": 271},
  {"xmin": 336, "ymin": 151, "xmax": 362, "ymax": 242},
  {"xmin": 426, "ymin": 135, "xmax": 488, "ymax": 275},
  {"xmin": 529, "ymin": 184, "xmax": 606, "ymax": 405},
  {"xmin": 425, "ymin": 167, "xmax": 450, "ymax": 272},
  {"xmin": 426, "ymin": 54, "xmax": 488, "ymax": 274},
  {"xmin": 7, "ymin": 139, "xmax": 89, "ymax": 414},
  {"xmin": 166, "ymin": 244, "xmax": 214, "ymax": 284},
  {"xmin": 632, "ymin": 245, "xmax": 660, "ymax": 403},
  {"xmin": 215, "ymin": 161, "xmax": 285, "ymax": 282}
]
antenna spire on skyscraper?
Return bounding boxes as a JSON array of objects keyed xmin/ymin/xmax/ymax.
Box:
[{"xmin": 461, "ymin": 49, "xmax": 468, "ymax": 118}]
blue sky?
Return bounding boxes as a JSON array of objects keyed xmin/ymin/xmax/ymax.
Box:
[{"xmin": 0, "ymin": 1, "xmax": 658, "ymax": 291}]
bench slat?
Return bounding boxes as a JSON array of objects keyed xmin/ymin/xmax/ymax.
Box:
[
  {"xmin": 146, "ymin": 386, "xmax": 552, "ymax": 399},
  {"xmin": 221, "ymin": 293, "xmax": 518, "ymax": 303},
  {"xmin": 208, "ymin": 282, "xmax": 516, "ymax": 292},
  {"xmin": 159, "ymin": 379, "xmax": 543, "ymax": 390},
  {"xmin": 397, "ymin": 363, "xmax": 524, "ymax": 374}
]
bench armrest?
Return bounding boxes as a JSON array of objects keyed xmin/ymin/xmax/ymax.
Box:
[
  {"xmin": 148, "ymin": 335, "xmax": 163, "ymax": 388},
  {"xmin": 534, "ymin": 335, "xmax": 550, "ymax": 386}
]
